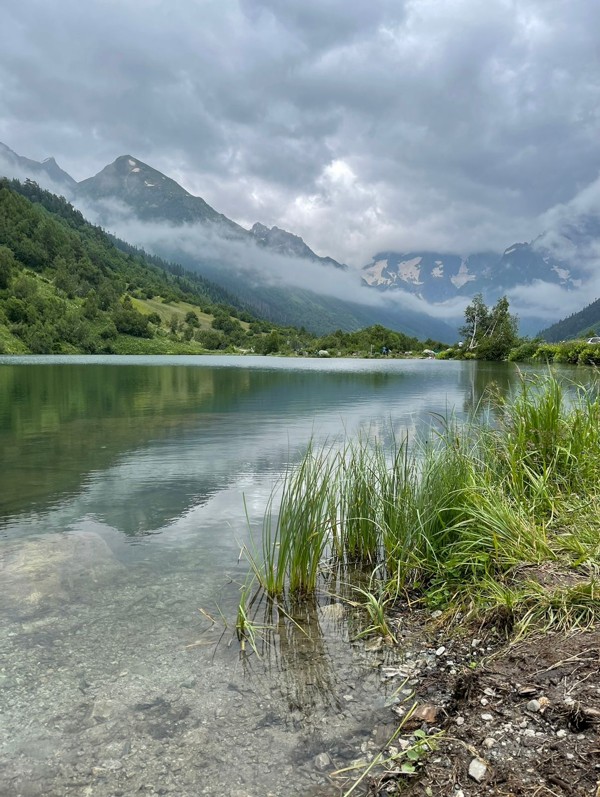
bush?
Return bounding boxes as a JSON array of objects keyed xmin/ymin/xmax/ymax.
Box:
[
  {"xmin": 508, "ymin": 339, "xmax": 543, "ymax": 362},
  {"xmin": 195, "ymin": 329, "xmax": 226, "ymax": 350},
  {"xmin": 437, "ymin": 348, "xmax": 457, "ymax": 360},
  {"xmin": 112, "ymin": 298, "xmax": 151, "ymax": 338}
]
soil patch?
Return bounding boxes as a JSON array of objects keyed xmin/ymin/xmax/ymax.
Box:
[{"xmin": 344, "ymin": 612, "xmax": 600, "ymax": 797}]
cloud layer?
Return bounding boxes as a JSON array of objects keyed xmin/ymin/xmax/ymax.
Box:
[{"xmin": 2, "ymin": 0, "xmax": 600, "ymax": 271}]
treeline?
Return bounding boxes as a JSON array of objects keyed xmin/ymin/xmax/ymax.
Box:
[
  {"xmin": 509, "ymin": 339, "xmax": 600, "ymax": 366},
  {"xmin": 433, "ymin": 293, "xmax": 600, "ymax": 365}
]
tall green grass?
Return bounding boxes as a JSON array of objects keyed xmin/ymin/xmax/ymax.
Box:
[
  {"xmin": 246, "ymin": 373, "xmax": 600, "ymax": 635},
  {"xmin": 253, "ymin": 442, "xmax": 339, "ymax": 597}
]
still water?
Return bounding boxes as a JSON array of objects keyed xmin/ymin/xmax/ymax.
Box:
[{"xmin": 0, "ymin": 356, "xmax": 582, "ymax": 796}]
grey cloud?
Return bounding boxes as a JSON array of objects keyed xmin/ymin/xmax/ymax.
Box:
[{"xmin": 2, "ymin": 0, "xmax": 600, "ymax": 301}]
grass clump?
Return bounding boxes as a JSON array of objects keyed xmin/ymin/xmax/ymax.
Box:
[{"xmin": 244, "ymin": 373, "xmax": 600, "ymax": 639}]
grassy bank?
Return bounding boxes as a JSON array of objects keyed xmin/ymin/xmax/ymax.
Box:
[{"xmin": 243, "ymin": 374, "xmax": 600, "ymax": 640}]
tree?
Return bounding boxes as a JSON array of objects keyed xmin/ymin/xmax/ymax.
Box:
[
  {"xmin": 460, "ymin": 294, "xmax": 518, "ymax": 360},
  {"xmin": 112, "ymin": 297, "xmax": 151, "ymax": 338},
  {"xmin": 0, "ymin": 246, "xmax": 16, "ymax": 289},
  {"xmin": 185, "ymin": 310, "xmax": 200, "ymax": 327}
]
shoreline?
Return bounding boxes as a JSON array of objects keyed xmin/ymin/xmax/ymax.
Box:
[{"xmin": 333, "ymin": 604, "xmax": 599, "ymax": 796}]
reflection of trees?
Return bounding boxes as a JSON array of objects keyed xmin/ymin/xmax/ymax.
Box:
[
  {"xmin": 458, "ymin": 361, "xmax": 519, "ymax": 417},
  {"xmin": 0, "ymin": 364, "xmax": 234, "ymax": 519},
  {"xmin": 256, "ymin": 597, "xmax": 342, "ymax": 716}
]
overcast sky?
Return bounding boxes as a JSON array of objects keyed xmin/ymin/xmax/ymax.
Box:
[{"xmin": 1, "ymin": 0, "xmax": 600, "ymax": 267}]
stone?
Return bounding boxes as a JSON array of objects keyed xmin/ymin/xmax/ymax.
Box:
[
  {"xmin": 435, "ymin": 646, "xmax": 446, "ymax": 657},
  {"xmin": 314, "ymin": 753, "xmax": 331, "ymax": 771},
  {"xmin": 91, "ymin": 699, "xmax": 115, "ymax": 723},
  {"xmin": 483, "ymin": 737, "xmax": 497, "ymax": 749},
  {"xmin": 319, "ymin": 603, "xmax": 345, "ymax": 622},
  {"xmin": 556, "ymin": 729, "xmax": 568, "ymax": 738},
  {"xmin": 455, "ymin": 716, "xmax": 465, "ymax": 726},
  {"xmin": 468, "ymin": 757, "xmax": 487, "ymax": 783},
  {"xmin": 526, "ymin": 699, "xmax": 541, "ymax": 713},
  {"xmin": 412, "ymin": 704, "xmax": 441, "ymax": 723},
  {"xmin": 481, "ymin": 713, "xmax": 493, "ymax": 722}
]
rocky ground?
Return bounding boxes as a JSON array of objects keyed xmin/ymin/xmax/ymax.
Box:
[{"xmin": 328, "ymin": 610, "xmax": 600, "ymax": 797}]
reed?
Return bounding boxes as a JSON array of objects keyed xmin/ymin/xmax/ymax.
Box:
[
  {"xmin": 337, "ymin": 438, "xmax": 384, "ymax": 563},
  {"xmin": 247, "ymin": 373, "xmax": 600, "ymax": 636},
  {"xmin": 256, "ymin": 441, "xmax": 339, "ymax": 598}
]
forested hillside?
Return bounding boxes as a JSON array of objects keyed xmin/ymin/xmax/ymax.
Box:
[
  {"xmin": 0, "ymin": 179, "xmax": 274, "ymax": 354},
  {"xmin": 539, "ymin": 296, "xmax": 600, "ymax": 342}
]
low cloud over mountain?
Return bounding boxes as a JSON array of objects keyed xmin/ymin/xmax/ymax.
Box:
[{"xmin": 3, "ymin": 140, "xmax": 600, "ymax": 336}]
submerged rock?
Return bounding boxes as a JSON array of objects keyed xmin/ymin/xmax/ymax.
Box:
[{"xmin": 1, "ymin": 531, "xmax": 122, "ymax": 615}]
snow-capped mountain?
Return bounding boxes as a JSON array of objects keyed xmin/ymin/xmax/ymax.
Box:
[{"xmin": 362, "ymin": 243, "xmax": 584, "ymax": 304}]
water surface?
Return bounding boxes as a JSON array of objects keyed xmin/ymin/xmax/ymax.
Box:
[{"xmin": 0, "ymin": 356, "xmax": 585, "ymax": 796}]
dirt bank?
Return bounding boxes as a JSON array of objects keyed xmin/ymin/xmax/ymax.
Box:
[{"xmin": 334, "ymin": 610, "xmax": 600, "ymax": 797}]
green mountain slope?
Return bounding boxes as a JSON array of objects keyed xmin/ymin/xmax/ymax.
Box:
[
  {"xmin": 539, "ymin": 296, "xmax": 600, "ymax": 342},
  {"xmin": 0, "ymin": 178, "xmax": 270, "ymax": 354}
]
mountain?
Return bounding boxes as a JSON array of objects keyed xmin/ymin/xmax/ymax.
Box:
[
  {"xmin": 250, "ymin": 222, "xmax": 346, "ymax": 270},
  {"xmin": 79, "ymin": 156, "xmax": 349, "ymax": 268},
  {"xmin": 78, "ymin": 155, "xmax": 246, "ymax": 235},
  {"xmin": 73, "ymin": 154, "xmax": 450, "ymax": 337},
  {"xmin": 362, "ymin": 251, "xmax": 496, "ymax": 302},
  {"xmin": 0, "ymin": 141, "xmax": 76, "ymax": 194},
  {"xmin": 362, "ymin": 243, "xmax": 584, "ymax": 305},
  {"xmin": 0, "ymin": 140, "xmax": 594, "ymax": 334},
  {"xmin": 0, "ymin": 143, "xmax": 454, "ymax": 340}
]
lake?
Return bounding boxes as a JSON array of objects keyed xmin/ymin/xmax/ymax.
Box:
[{"xmin": 0, "ymin": 355, "xmax": 583, "ymax": 796}]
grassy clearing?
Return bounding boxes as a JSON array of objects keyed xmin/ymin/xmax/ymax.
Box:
[
  {"xmin": 109, "ymin": 334, "xmax": 206, "ymax": 355},
  {"xmin": 131, "ymin": 296, "xmax": 215, "ymax": 328},
  {"xmin": 0, "ymin": 324, "xmax": 29, "ymax": 354},
  {"xmin": 244, "ymin": 373, "xmax": 600, "ymax": 638}
]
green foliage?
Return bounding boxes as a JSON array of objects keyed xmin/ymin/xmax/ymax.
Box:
[
  {"xmin": 507, "ymin": 338, "xmax": 542, "ymax": 361},
  {"xmin": 112, "ymin": 297, "xmax": 151, "ymax": 338},
  {"xmin": 0, "ymin": 179, "xmax": 271, "ymax": 354},
  {"xmin": 460, "ymin": 294, "xmax": 519, "ymax": 359},
  {"xmin": 257, "ymin": 330, "xmax": 282, "ymax": 354},
  {"xmin": 0, "ymin": 245, "xmax": 16, "ymax": 289},
  {"xmin": 539, "ymin": 296, "xmax": 600, "ymax": 342},
  {"xmin": 521, "ymin": 340, "xmax": 600, "ymax": 366},
  {"xmin": 195, "ymin": 328, "xmax": 227, "ymax": 350},
  {"xmin": 312, "ymin": 324, "xmax": 422, "ymax": 356}
]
